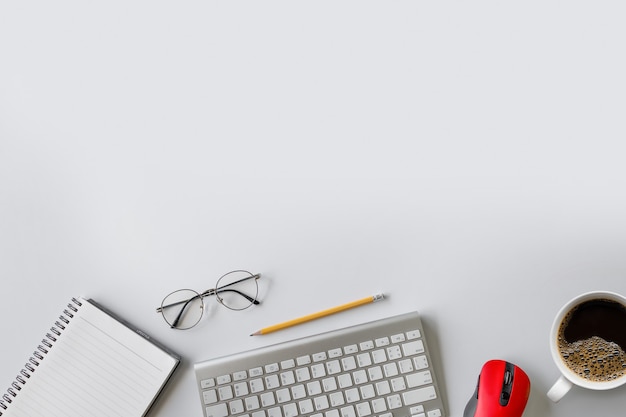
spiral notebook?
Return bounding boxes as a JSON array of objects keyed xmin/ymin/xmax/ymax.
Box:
[{"xmin": 0, "ymin": 297, "xmax": 180, "ymax": 417}]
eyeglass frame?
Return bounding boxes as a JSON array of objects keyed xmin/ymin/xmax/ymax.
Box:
[{"xmin": 156, "ymin": 270, "xmax": 261, "ymax": 329}]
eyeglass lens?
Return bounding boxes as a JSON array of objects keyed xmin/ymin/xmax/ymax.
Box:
[
  {"xmin": 161, "ymin": 289, "xmax": 204, "ymax": 330},
  {"xmin": 215, "ymin": 270, "xmax": 259, "ymax": 311}
]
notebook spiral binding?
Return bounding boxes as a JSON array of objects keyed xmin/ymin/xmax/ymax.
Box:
[{"xmin": 0, "ymin": 298, "xmax": 83, "ymax": 416}]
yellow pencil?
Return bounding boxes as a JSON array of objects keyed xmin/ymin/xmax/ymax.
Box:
[{"xmin": 250, "ymin": 293, "xmax": 385, "ymax": 336}]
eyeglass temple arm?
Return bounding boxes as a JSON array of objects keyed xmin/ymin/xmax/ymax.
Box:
[{"xmin": 210, "ymin": 288, "xmax": 260, "ymax": 305}]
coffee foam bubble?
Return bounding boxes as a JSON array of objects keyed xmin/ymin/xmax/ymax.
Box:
[{"xmin": 558, "ymin": 335, "xmax": 626, "ymax": 382}]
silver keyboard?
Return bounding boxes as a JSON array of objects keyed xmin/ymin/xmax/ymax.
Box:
[{"xmin": 194, "ymin": 312, "xmax": 446, "ymax": 417}]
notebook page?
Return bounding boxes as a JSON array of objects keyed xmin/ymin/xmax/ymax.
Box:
[{"xmin": 5, "ymin": 299, "xmax": 178, "ymax": 417}]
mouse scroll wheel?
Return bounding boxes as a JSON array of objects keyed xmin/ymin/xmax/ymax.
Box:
[{"xmin": 504, "ymin": 370, "xmax": 513, "ymax": 386}]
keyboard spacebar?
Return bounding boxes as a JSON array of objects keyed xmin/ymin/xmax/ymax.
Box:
[{"xmin": 402, "ymin": 386, "xmax": 437, "ymax": 405}]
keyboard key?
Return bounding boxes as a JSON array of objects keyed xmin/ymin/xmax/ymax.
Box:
[
  {"xmin": 406, "ymin": 330, "xmax": 421, "ymax": 340},
  {"xmin": 250, "ymin": 367, "xmax": 264, "ymax": 377},
  {"xmin": 340, "ymin": 405, "xmax": 356, "ymax": 417},
  {"xmin": 337, "ymin": 373, "xmax": 353, "ymax": 389},
  {"xmin": 268, "ymin": 406, "xmax": 283, "ymax": 417},
  {"xmin": 367, "ymin": 366, "xmax": 383, "ymax": 381},
  {"xmin": 375, "ymin": 337, "xmax": 390, "ymax": 347},
  {"xmin": 342, "ymin": 357, "xmax": 357, "ymax": 372},
  {"xmin": 391, "ymin": 333, "xmax": 406, "ymax": 343},
  {"xmin": 371, "ymin": 398, "xmax": 387, "ymax": 413},
  {"xmin": 356, "ymin": 353, "xmax": 372, "ymax": 367},
  {"xmin": 329, "ymin": 391, "xmax": 345, "ymax": 407},
  {"xmin": 283, "ymin": 402, "xmax": 298, "ymax": 417},
  {"xmin": 402, "ymin": 386, "xmax": 437, "ymax": 405},
  {"xmin": 402, "ymin": 340, "xmax": 425, "ymax": 356},
  {"xmin": 311, "ymin": 363, "xmax": 326, "ymax": 378},
  {"xmin": 266, "ymin": 374, "xmax": 280, "ymax": 390},
  {"xmin": 206, "ymin": 403, "xmax": 228, "ymax": 417},
  {"xmin": 327, "ymin": 360, "xmax": 342, "ymax": 375},
  {"xmin": 375, "ymin": 380, "xmax": 391, "ymax": 396},
  {"xmin": 352, "ymin": 370, "xmax": 367, "ymax": 385},
  {"xmin": 314, "ymin": 394, "xmax": 330, "ymax": 411},
  {"xmin": 326, "ymin": 409, "xmax": 340, "ymax": 417},
  {"xmin": 250, "ymin": 378, "xmax": 265, "ymax": 393},
  {"xmin": 299, "ymin": 398, "xmax": 314, "ymax": 414},
  {"xmin": 427, "ymin": 409, "xmax": 442, "ymax": 417},
  {"xmin": 292, "ymin": 384, "xmax": 307, "ymax": 400},
  {"xmin": 383, "ymin": 362, "xmax": 398, "ymax": 378},
  {"xmin": 322, "ymin": 377, "xmax": 338, "ymax": 392},
  {"xmin": 391, "ymin": 377, "xmax": 406, "ymax": 392},
  {"xmin": 414, "ymin": 355, "xmax": 429, "ymax": 370},
  {"xmin": 359, "ymin": 384, "xmax": 375, "ymax": 400},
  {"xmin": 266, "ymin": 363, "xmax": 280, "ymax": 373},
  {"xmin": 313, "ymin": 352, "xmax": 328, "ymax": 362},
  {"xmin": 234, "ymin": 371, "xmax": 248, "ymax": 381},
  {"xmin": 261, "ymin": 392, "xmax": 276, "ymax": 407},
  {"xmin": 202, "ymin": 378, "xmax": 216, "ymax": 389},
  {"xmin": 398, "ymin": 359, "xmax": 414, "ymax": 374},
  {"xmin": 406, "ymin": 371, "xmax": 433, "ymax": 388},
  {"xmin": 235, "ymin": 382, "xmax": 250, "ymax": 396},
  {"xmin": 219, "ymin": 386, "xmax": 233, "ymax": 401},
  {"xmin": 356, "ymin": 401, "xmax": 371, "ymax": 417},
  {"xmin": 276, "ymin": 388, "xmax": 291, "ymax": 403},
  {"xmin": 307, "ymin": 380, "xmax": 322, "ymax": 396},
  {"xmin": 387, "ymin": 394, "xmax": 402, "ymax": 409},
  {"xmin": 217, "ymin": 375, "xmax": 232, "ymax": 385},
  {"xmin": 297, "ymin": 355, "xmax": 311, "ymax": 366},
  {"xmin": 296, "ymin": 367, "xmax": 311, "ymax": 382},
  {"xmin": 345, "ymin": 387, "xmax": 360, "ymax": 403},
  {"xmin": 371, "ymin": 349, "xmax": 387, "ymax": 364},
  {"xmin": 280, "ymin": 371, "xmax": 296, "ymax": 386},
  {"xmin": 281, "ymin": 359, "xmax": 296, "ymax": 369},
  {"xmin": 203, "ymin": 389, "xmax": 218, "ymax": 404},
  {"xmin": 359, "ymin": 340, "xmax": 374, "ymax": 350},
  {"xmin": 344, "ymin": 345, "xmax": 358, "ymax": 355},
  {"xmin": 387, "ymin": 346, "xmax": 402, "ymax": 361},
  {"xmin": 410, "ymin": 405, "xmax": 425, "ymax": 414},
  {"xmin": 328, "ymin": 348, "xmax": 343, "ymax": 358},
  {"xmin": 246, "ymin": 396, "xmax": 261, "ymax": 411},
  {"xmin": 230, "ymin": 399, "xmax": 245, "ymax": 414}
]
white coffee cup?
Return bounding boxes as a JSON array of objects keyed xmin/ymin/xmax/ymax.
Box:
[{"xmin": 547, "ymin": 291, "xmax": 626, "ymax": 402}]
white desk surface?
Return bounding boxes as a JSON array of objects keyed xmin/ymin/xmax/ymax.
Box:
[{"xmin": 1, "ymin": 2, "xmax": 626, "ymax": 416}]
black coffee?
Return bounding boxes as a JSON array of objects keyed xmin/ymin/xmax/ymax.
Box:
[{"xmin": 557, "ymin": 298, "xmax": 626, "ymax": 382}]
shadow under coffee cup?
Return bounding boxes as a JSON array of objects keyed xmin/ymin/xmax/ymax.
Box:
[{"xmin": 548, "ymin": 291, "xmax": 626, "ymax": 402}]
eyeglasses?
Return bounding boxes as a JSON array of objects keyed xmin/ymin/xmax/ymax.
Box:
[{"xmin": 156, "ymin": 270, "xmax": 261, "ymax": 330}]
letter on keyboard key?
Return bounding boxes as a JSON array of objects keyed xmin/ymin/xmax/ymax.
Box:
[
  {"xmin": 402, "ymin": 386, "xmax": 437, "ymax": 405},
  {"xmin": 206, "ymin": 403, "xmax": 228, "ymax": 417}
]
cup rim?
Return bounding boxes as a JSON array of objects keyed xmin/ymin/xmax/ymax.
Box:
[{"xmin": 549, "ymin": 290, "xmax": 626, "ymax": 390}]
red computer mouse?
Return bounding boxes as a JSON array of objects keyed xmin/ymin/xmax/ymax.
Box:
[{"xmin": 463, "ymin": 360, "xmax": 531, "ymax": 417}]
